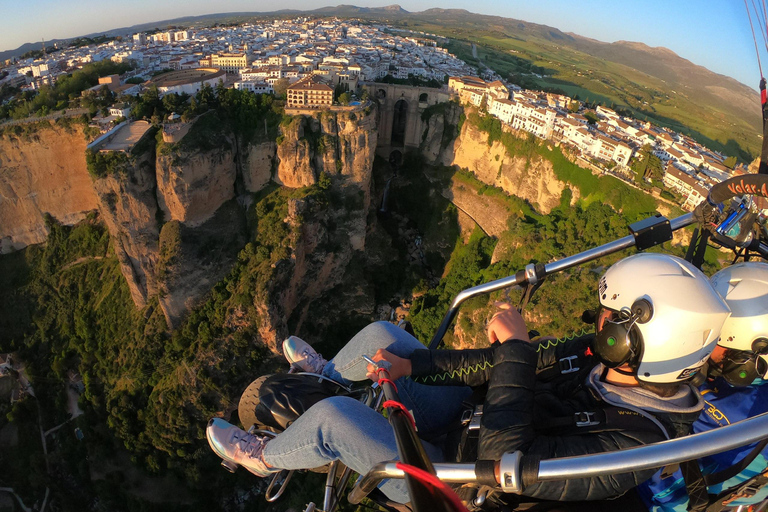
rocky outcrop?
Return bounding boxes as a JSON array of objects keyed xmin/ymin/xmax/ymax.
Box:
[
  {"xmin": 443, "ymin": 121, "xmax": 575, "ymax": 214},
  {"xmin": 0, "ymin": 122, "xmax": 99, "ymax": 253},
  {"xmin": 2, "ymin": 105, "xmax": 379, "ymax": 332},
  {"xmin": 446, "ymin": 181, "xmax": 511, "ymax": 237},
  {"xmin": 276, "ymin": 109, "xmax": 377, "ymax": 250},
  {"xmin": 419, "ymin": 104, "xmax": 576, "ymax": 215},
  {"xmin": 156, "ymin": 142, "xmax": 236, "ymax": 227},
  {"xmin": 242, "ymin": 141, "xmax": 276, "ymax": 192},
  {"xmin": 420, "ymin": 102, "xmax": 463, "ymax": 165},
  {"xmin": 91, "ymin": 149, "xmax": 160, "ymax": 308},
  {"xmin": 157, "ymin": 201, "xmax": 247, "ymax": 328},
  {"xmin": 275, "ymin": 118, "xmax": 317, "ymax": 188}
]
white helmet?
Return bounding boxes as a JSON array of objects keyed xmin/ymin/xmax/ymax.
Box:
[
  {"xmin": 710, "ymin": 262, "xmax": 768, "ymax": 385},
  {"xmin": 595, "ymin": 253, "xmax": 730, "ymax": 383}
]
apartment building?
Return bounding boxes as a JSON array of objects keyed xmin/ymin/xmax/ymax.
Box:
[
  {"xmin": 202, "ymin": 53, "xmax": 250, "ymax": 74},
  {"xmin": 286, "ymin": 75, "xmax": 333, "ymax": 107}
]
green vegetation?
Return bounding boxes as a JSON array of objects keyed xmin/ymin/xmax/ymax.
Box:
[
  {"xmin": 0, "ymin": 60, "xmax": 133, "ymax": 120},
  {"xmin": 377, "ymin": 74, "xmax": 445, "ymax": 88},
  {"xmin": 0, "ymin": 178, "xmax": 338, "ymax": 508},
  {"xmin": 85, "ymin": 149, "xmax": 129, "ymax": 178}
]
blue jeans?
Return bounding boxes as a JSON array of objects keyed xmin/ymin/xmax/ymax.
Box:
[{"xmin": 262, "ymin": 321, "xmax": 473, "ymax": 503}]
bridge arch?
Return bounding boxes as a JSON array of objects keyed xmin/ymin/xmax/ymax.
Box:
[{"xmin": 391, "ymin": 99, "xmax": 408, "ymax": 146}]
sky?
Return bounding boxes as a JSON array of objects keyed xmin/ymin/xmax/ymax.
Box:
[{"xmin": 0, "ymin": 0, "xmax": 764, "ymax": 88}]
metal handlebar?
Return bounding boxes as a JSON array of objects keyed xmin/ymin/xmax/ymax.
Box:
[
  {"xmin": 349, "ymin": 411, "xmax": 768, "ymax": 502},
  {"xmin": 429, "ymin": 212, "xmax": 695, "ymax": 349}
]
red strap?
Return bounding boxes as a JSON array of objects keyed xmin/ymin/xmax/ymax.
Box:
[
  {"xmin": 395, "ymin": 462, "xmax": 470, "ymax": 512},
  {"xmin": 382, "ymin": 400, "xmax": 416, "ymax": 430},
  {"xmin": 762, "ymin": 88, "xmax": 767, "ymax": 106},
  {"xmin": 377, "ymin": 378, "xmax": 398, "ymax": 392}
]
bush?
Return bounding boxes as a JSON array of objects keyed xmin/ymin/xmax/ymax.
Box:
[{"xmin": 85, "ymin": 149, "xmax": 129, "ymax": 178}]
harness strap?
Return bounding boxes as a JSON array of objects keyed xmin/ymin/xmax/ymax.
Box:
[
  {"xmin": 703, "ymin": 438, "xmax": 768, "ymax": 487},
  {"xmin": 536, "ymin": 407, "xmax": 667, "ymax": 437},
  {"xmin": 679, "ymin": 439, "xmax": 768, "ymax": 512},
  {"xmin": 708, "ymin": 469, "xmax": 768, "ymax": 512}
]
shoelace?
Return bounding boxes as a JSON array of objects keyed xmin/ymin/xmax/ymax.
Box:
[
  {"xmin": 303, "ymin": 349, "xmax": 326, "ymax": 372},
  {"xmin": 230, "ymin": 431, "xmax": 264, "ymax": 459}
]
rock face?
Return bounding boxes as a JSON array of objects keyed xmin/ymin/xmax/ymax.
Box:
[
  {"xmin": 0, "ymin": 123, "xmax": 99, "ymax": 253},
  {"xmin": 91, "ymin": 150, "xmax": 160, "ymax": 308},
  {"xmin": 420, "ymin": 102, "xmax": 463, "ymax": 165},
  {"xmin": 444, "ymin": 122, "xmax": 573, "ymax": 214},
  {"xmin": 241, "ymin": 141, "xmax": 276, "ymax": 192},
  {"xmin": 420, "ymin": 104, "xmax": 575, "ymax": 214},
  {"xmin": 157, "ymin": 201, "xmax": 247, "ymax": 328},
  {"xmin": 2, "ymin": 106, "xmax": 379, "ymax": 333},
  {"xmin": 156, "ymin": 142, "xmax": 237, "ymax": 226},
  {"xmin": 276, "ymin": 109, "xmax": 377, "ymax": 250},
  {"xmin": 276, "ymin": 118, "xmax": 317, "ymax": 188}
]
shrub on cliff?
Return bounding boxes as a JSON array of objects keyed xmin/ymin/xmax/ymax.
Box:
[{"xmin": 85, "ymin": 148, "xmax": 129, "ymax": 178}]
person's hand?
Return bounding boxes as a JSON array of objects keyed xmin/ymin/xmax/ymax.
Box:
[
  {"xmin": 365, "ymin": 349, "xmax": 412, "ymax": 382},
  {"xmin": 487, "ymin": 302, "xmax": 530, "ymax": 343}
]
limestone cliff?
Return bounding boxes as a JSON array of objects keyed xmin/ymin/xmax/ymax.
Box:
[
  {"xmin": 157, "ymin": 202, "xmax": 247, "ymax": 328},
  {"xmin": 276, "ymin": 108, "xmax": 377, "ymax": 250},
  {"xmin": 156, "ymin": 141, "xmax": 237, "ymax": 226},
  {"xmin": 421, "ymin": 105, "xmax": 576, "ymax": 214},
  {"xmin": 0, "ymin": 122, "xmax": 99, "ymax": 253},
  {"xmin": 1, "ymin": 105, "xmax": 379, "ymax": 333},
  {"xmin": 91, "ymin": 149, "xmax": 160, "ymax": 308},
  {"xmin": 241, "ymin": 141, "xmax": 276, "ymax": 192}
]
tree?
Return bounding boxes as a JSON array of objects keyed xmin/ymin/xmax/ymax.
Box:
[
  {"xmin": 273, "ymin": 78, "xmax": 290, "ymax": 99},
  {"xmin": 723, "ymin": 156, "xmax": 737, "ymax": 169},
  {"xmin": 568, "ymin": 100, "xmax": 580, "ymax": 113},
  {"xmin": 584, "ymin": 111, "xmax": 599, "ymax": 125},
  {"xmin": 337, "ymin": 92, "xmax": 352, "ymax": 105}
]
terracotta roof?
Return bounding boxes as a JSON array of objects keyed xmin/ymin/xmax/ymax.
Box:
[{"xmin": 288, "ymin": 75, "xmax": 332, "ymax": 92}]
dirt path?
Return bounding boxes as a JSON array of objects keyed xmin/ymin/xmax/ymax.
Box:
[{"xmin": 60, "ymin": 255, "xmax": 104, "ymax": 271}]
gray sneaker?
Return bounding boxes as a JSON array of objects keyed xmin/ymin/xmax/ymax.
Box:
[
  {"xmin": 283, "ymin": 336, "xmax": 328, "ymax": 374},
  {"xmin": 206, "ymin": 418, "xmax": 274, "ymax": 477}
]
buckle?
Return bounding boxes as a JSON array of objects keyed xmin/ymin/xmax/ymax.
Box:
[
  {"xmin": 575, "ymin": 411, "xmax": 600, "ymax": 427},
  {"xmin": 739, "ymin": 483, "xmax": 761, "ymax": 498},
  {"xmin": 559, "ymin": 355, "xmax": 580, "ymax": 374}
]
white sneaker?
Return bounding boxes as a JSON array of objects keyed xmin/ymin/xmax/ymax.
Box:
[
  {"xmin": 282, "ymin": 336, "xmax": 328, "ymax": 374},
  {"xmin": 206, "ymin": 418, "xmax": 274, "ymax": 477}
]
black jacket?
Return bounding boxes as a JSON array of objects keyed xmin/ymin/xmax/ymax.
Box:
[{"xmin": 409, "ymin": 335, "xmax": 701, "ymax": 501}]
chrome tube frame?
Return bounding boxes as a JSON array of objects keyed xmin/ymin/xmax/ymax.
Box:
[
  {"xmin": 348, "ymin": 462, "xmax": 478, "ymax": 504},
  {"xmin": 429, "ymin": 213, "xmax": 695, "ymax": 348},
  {"xmin": 348, "ymin": 412, "xmax": 768, "ymax": 502},
  {"xmin": 536, "ymin": 411, "xmax": 768, "ymax": 481}
]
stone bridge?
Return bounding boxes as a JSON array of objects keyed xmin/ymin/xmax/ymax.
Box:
[{"xmin": 365, "ymin": 83, "xmax": 452, "ymax": 160}]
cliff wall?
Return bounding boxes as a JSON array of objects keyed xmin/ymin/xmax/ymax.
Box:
[
  {"xmin": 91, "ymin": 149, "xmax": 160, "ymax": 308},
  {"xmin": 276, "ymin": 109, "xmax": 377, "ymax": 250},
  {"xmin": 1, "ymin": 105, "xmax": 376, "ymax": 334},
  {"xmin": 0, "ymin": 123, "xmax": 99, "ymax": 253},
  {"xmin": 420, "ymin": 104, "xmax": 576, "ymax": 215},
  {"xmin": 156, "ymin": 141, "xmax": 237, "ymax": 226}
]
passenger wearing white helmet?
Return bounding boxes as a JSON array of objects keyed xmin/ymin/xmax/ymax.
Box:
[
  {"xmin": 207, "ymin": 253, "xmax": 730, "ymax": 504},
  {"xmin": 638, "ymin": 261, "xmax": 768, "ymax": 512}
]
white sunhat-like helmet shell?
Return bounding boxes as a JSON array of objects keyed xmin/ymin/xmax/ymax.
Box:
[{"xmin": 598, "ymin": 253, "xmax": 731, "ymax": 383}]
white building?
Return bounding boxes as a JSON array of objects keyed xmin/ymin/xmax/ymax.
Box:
[
  {"xmin": 234, "ymin": 81, "xmax": 274, "ymax": 94},
  {"xmin": 488, "ymin": 98, "xmax": 515, "ymax": 124}
]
